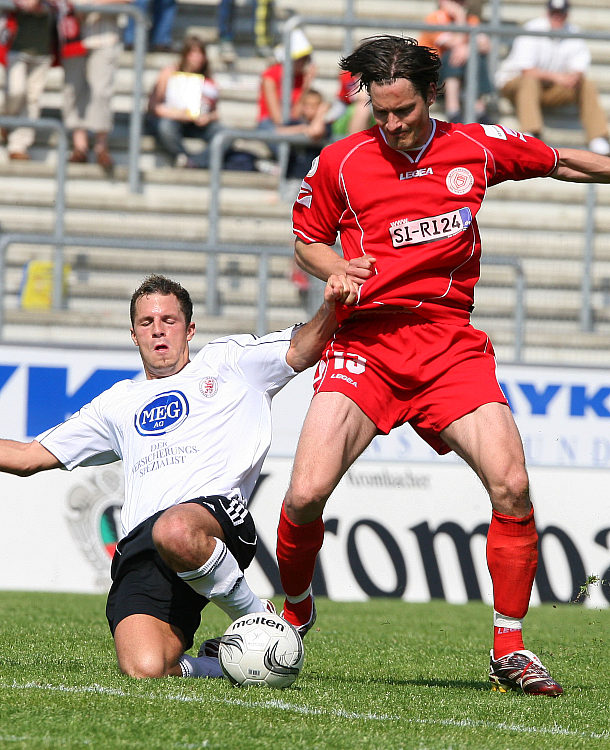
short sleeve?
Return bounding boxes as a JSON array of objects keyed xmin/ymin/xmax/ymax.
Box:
[
  {"xmin": 473, "ymin": 124, "xmax": 558, "ymax": 185},
  {"xmin": 36, "ymin": 392, "xmax": 120, "ymax": 470},
  {"xmin": 292, "ymin": 144, "xmax": 345, "ymax": 246}
]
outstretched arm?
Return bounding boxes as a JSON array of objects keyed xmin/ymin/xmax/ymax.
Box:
[
  {"xmin": 551, "ymin": 148, "xmax": 610, "ymax": 183},
  {"xmin": 286, "ymin": 274, "xmax": 355, "ymax": 372},
  {"xmin": 295, "ymin": 238, "xmax": 376, "ymax": 291},
  {"xmin": 0, "ymin": 439, "xmax": 62, "ymax": 477}
]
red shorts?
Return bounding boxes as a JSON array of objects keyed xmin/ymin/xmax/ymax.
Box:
[{"xmin": 314, "ymin": 312, "xmax": 507, "ymax": 455}]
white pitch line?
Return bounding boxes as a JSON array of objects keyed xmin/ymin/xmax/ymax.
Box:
[
  {"xmin": 2, "ymin": 680, "xmax": 610, "ymax": 741},
  {"xmin": 1, "ymin": 680, "xmax": 396, "ymax": 722}
]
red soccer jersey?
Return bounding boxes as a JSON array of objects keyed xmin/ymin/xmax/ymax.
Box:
[{"xmin": 292, "ymin": 120, "xmax": 558, "ymax": 323}]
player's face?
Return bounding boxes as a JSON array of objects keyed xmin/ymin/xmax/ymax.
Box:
[
  {"xmin": 130, "ymin": 293, "xmax": 195, "ymax": 379},
  {"xmin": 370, "ymin": 78, "xmax": 435, "ymax": 151}
]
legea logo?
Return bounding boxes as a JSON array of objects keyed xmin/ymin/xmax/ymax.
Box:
[{"xmin": 134, "ymin": 390, "xmax": 189, "ymax": 436}]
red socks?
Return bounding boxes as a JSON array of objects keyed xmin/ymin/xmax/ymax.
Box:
[
  {"xmin": 487, "ymin": 507, "xmax": 538, "ymax": 658},
  {"xmin": 276, "ymin": 505, "xmax": 324, "ymax": 623},
  {"xmin": 493, "ymin": 626, "xmax": 525, "ymax": 657}
]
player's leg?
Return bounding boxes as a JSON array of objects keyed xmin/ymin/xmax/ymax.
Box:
[
  {"xmin": 152, "ymin": 497, "xmax": 267, "ymax": 621},
  {"xmin": 107, "ymin": 554, "xmax": 223, "ymax": 679},
  {"xmin": 441, "ymin": 403, "xmax": 562, "ymax": 695},
  {"xmin": 114, "ymin": 613, "xmax": 189, "ymax": 677},
  {"xmin": 277, "ymin": 391, "xmax": 378, "ymax": 633}
]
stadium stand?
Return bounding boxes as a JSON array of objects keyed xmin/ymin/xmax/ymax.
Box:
[{"xmin": 1, "ymin": 0, "xmax": 610, "ymax": 364}]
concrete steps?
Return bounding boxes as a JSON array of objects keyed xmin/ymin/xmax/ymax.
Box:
[{"xmin": 1, "ymin": 0, "xmax": 610, "ymax": 364}]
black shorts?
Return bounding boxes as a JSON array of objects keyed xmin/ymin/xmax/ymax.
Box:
[{"xmin": 105, "ymin": 495, "xmax": 257, "ymax": 651}]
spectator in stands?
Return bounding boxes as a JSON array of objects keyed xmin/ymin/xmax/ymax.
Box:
[
  {"xmin": 273, "ymin": 88, "xmax": 329, "ymax": 178},
  {"xmin": 328, "ymin": 70, "xmax": 373, "ymax": 137},
  {"xmin": 123, "ymin": 0, "xmax": 176, "ymax": 52},
  {"xmin": 0, "ymin": 0, "xmax": 56, "ymax": 161},
  {"xmin": 147, "ymin": 35, "xmax": 222, "ymax": 168},
  {"xmin": 419, "ymin": 0, "xmax": 492, "ymax": 123},
  {"xmin": 255, "ymin": 28, "xmax": 315, "ymax": 160},
  {"xmin": 496, "ymin": 0, "xmax": 610, "ymax": 155},
  {"xmin": 217, "ymin": 0, "xmax": 274, "ymax": 64},
  {"xmin": 60, "ymin": 0, "xmax": 128, "ymax": 173}
]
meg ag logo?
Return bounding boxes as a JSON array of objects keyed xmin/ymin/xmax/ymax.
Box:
[{"xmin": 134, "ymin": 390, "xmax": 189, "ymax": 436}]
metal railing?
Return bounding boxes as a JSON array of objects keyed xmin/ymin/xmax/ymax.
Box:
[
  {"xmin": 1, "ymin": 7, "xmax": 607, "ymax": 356},
  {"xmin": 279, "ymin": 13, "xmax": 610, "ymax": 127},
  {"xmin": 0, "ymin": 0, "xmax": 147, "ymax": 192},
  {"xmin": 0, "ymin": 232, "xmax": 527, "ymax": 360},
  {"xmin": 0, "ymin": 119, "xmax": 528, "ymax": 360}
]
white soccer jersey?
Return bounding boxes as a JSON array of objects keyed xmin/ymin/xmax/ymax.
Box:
[{"xmin": 37, "ymin": 328, "xmax": 297, "ymax": 538}]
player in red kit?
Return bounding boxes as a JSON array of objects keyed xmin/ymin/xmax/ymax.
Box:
[{"xmin": 276, "ymin": 35, "xmax": 610, "ymax": 696}]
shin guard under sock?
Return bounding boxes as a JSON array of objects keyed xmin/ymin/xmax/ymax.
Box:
[
  {"xmin": 276, "ymin": 506, "xmax": 324, "ymax": 596},
  {"xmin": 487, "ymin": 508, "xmax": 537, "ymax": 657},
  {"xmin": 177, "ymin": 537, "xmax": 264, "ymax": 620}
]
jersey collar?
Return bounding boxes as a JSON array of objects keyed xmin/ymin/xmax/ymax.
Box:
[{"xmin": 377, "ymin": 118, "xmax": 437, "ymax": 164}]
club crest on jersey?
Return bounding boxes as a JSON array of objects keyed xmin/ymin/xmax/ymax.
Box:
[
  {"xmin": 134, "ymin": 390, "xmax": 189, "ymax": 436},
  {"xmin": 446, "ymin": 167, "xmax": 474, "ymax": 195},
  {"xmin": 199, "ymin": 376, "xmax": 218, "ymax": 398}
]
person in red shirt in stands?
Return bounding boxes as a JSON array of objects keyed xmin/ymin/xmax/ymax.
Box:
[
  {"xmin": 276, "ymin": 34, "xmax": 610, "ymax": 697},
  {"xmin": 256, "ymin": 27, "xmax": 315, "ymax": 158}
]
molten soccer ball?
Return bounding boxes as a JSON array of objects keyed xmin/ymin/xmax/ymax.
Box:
[{"xmin": 218, "ymin": 611, "xmax": 304, "ymax": 688}]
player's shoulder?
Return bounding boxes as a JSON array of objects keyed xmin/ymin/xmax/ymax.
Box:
[
  {"xmin": 442, "ymin": 120, "xmax": 521, "ymax": 144},
  {"xmin": 322, "ymin": 127, "xmax": 378, "ymax": 160},
  {"xmin": 194, "ymin": 332, "xmax": 265, "ymax": 364},
  {"xmin": 206, "ymin": 328, "xmax": 292, "ymax": 350}
]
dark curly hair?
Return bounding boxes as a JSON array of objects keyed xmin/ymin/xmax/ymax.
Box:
[
  {"xmin": 340, "ymin": 35, "xmax": 441, "ymax": 100},
  {"xmin": 130, "ymin": 275, "xmax": 193, "ymax": 326}
]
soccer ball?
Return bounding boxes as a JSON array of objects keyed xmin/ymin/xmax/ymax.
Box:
[{"xmin": 218, "ymin": 611, "xmax": 304, "ymax": 688}]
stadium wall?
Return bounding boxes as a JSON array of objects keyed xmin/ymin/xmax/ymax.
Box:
[{"xmin": 0, "ymin": 345, "xmax": 607, "ymax": 608}]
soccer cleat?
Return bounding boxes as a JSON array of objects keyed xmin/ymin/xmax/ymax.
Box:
[
  {"xmin": 281, "ymin": 596, "xmax": 317, "ymax": 638},
  {"xmin": 261, "ymin": 598, "xmax": 276, "ymax": 615},
  {"xmin": 489, "ymin": 649, "xmax": 563, "ymax": 696},
  {"xmin": 198, "ymin": 599, "xmax": 276, "ymax": 658}
]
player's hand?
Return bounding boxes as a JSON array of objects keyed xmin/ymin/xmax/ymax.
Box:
[
  {"xmin": 324, "ymin": 273, "xmax": 360, "ymax": 306},
  {"xmin": 345, "ymin": 255, "xmax": 376, "ymax": 285}
]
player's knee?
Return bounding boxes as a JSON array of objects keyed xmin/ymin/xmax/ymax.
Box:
[
  {"xmin": 152, "ymin": 508, "xmax": 193, "ymax": 558},
  {"xmin": 118, "ymin": 651, "xmax": 168, "ymax": 679},
  {"xmin": 284, "ymin": 483, "xmax": 327, "ymax": 520},
  {"xmin": 491, "ymin": 466, "xmax": 530, "ymax": 515}
]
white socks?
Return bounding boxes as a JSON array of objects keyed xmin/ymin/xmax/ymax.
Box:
[
  {"xmin": 178, "ymin": 654, "xmax": 224, "ymax": 678},
  {"xmin": 177, "ymin": 537, "xmax": 264, "ymax": 621},
  {"xmin": 493, "ymin": 610, "xmax": 523, "ymax": 630},
  {"xmin": 285, "ymin": 585, "xmax": 312, "ymax": 604}
]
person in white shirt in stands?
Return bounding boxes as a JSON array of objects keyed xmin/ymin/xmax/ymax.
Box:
[
  {"xmin": 0, "ymin": 273, "xmax": 353, "ymax": 679},
  {"xmin": 496, "ymin": 0, "xmax": 610, "ymax": 155},
  {"xmin": 147, "ymin": 35, "xmax": 221, "ymax": 168}
]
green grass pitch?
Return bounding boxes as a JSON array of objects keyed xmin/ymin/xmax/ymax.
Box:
[{"xmin": 0, "ymin": 592, "xmax": 608, "ymax": 749}]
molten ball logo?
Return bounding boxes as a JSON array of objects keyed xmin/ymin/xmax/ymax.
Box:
[{"xmin": 134, "ymin": 390, "xmax": 189, "ymax": 436}]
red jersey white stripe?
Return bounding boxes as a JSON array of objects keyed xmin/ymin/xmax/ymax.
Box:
[{"xmin": 293, "ymin": 120, "xmax": 558, "ymax": 324}]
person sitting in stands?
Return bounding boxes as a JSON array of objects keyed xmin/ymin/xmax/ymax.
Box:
[
  {"xmin": 147, "ymin": 35, "xmax": 222, "ymax": 168},
  {"xmin": 419, "ymin": 0, "xmax": 492, "ymax": 123},
  {"xmin": 495, "ymin": 0, "xmax": 610, "ymax": 154}
]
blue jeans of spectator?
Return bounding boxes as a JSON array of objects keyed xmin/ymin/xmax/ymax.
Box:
[
  {"xmin": 218, "ymin": 0, "xmax": 273, "ymax": 47},
  {"xmin": 149, "ymin": 115, "xmax": 222, "ymax": 167},
  {"xmin": 218, "ymin": 0, "xmax": 235, "ymax": 41},
  {"xmin": 124, "ymin": 0, "xmax": 176, "ymax": 47},
  {"xmin": 440, "ymin": 50, "xmax": 493, "ymax": 98}
]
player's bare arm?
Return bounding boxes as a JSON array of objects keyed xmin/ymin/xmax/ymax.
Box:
[
  {"xmin": 295, "ymin": 239, "xmax": 375, "ymax": 288},
  {"xmin": 551, "ymin": 147, "xmax": 610, "ymax": 183},
  {"xmin": 0, "ymin": 439, "xmax": 62, "ymax": 477},
  {"xmin": 286, "ymin": 274, "xmax": 354, "ymax": 372}
]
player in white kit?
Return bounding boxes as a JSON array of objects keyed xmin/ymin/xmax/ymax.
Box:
[{"xmin": 0, "ymin": 273, "xmax": 354, "ymax": 678}]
